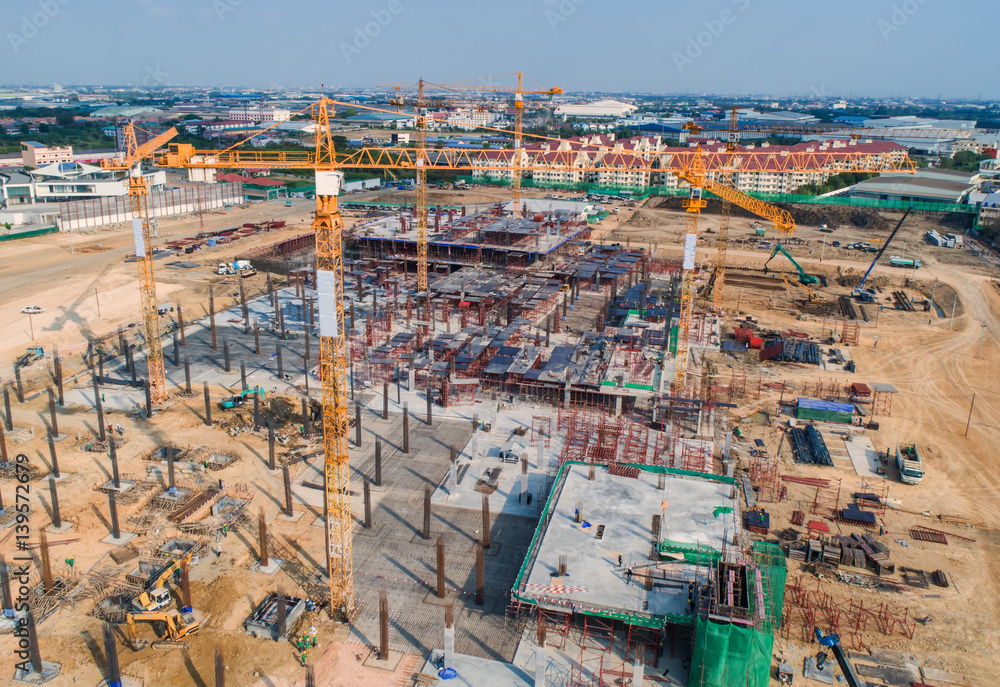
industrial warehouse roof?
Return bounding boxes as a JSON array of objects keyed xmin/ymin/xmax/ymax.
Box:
[
  {"xmin": 797, "ymin": 398, "xmax": 854, "ymax": 413},
  {"xmin": 851, "ymin": 175, "xmax": 975, "ymax": 203}
]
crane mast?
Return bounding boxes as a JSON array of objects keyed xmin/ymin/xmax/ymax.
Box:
[
  {"xmin": 512, "ymin": 72, "xmax": 524, "ymax": 217},
  {"xmin": 310, "ymin": 99, "xmax": 355, "ymax": 617},
  {"xmin": 127, "ymin": 171, "xmax": 166, "ymax": 403},
  {"xmin": 415, "ymin": 79, "xmax": 429, "ymax": 311},
  {"xmin": 108, "ymin": 123, "xmax": 178, "ymax": 404},
  {"xmin": 713, "ymin": 106, "xmax": 740, "ymax": 305},
  {"xmin": 673, "ymin": 148, "xmax": 707, "ymax": 394}
]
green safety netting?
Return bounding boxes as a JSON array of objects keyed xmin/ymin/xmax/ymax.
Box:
[{"xmin": 688, "ymin": 541, "xmax": 786, "ymax": 687}]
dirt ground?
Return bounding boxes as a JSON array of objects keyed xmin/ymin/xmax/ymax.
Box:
[
  {"xmin": 3, "ymin": 190, "xmax": 1000, "ymax": 684},
  {"xmin": 596, "ymin": 201, "xmax": 1000, "ymax": 684}
]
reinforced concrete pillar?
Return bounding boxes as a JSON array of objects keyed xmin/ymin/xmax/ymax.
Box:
[{"xmin": 203, "ymin": 383, "xmax": 212, "ymax": 426}]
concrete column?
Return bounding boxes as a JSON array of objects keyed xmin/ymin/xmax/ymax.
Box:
[
  {"xmin": 209, "ymin": 286, "xmax": 217, "ymax": 350},
  {"xmin": 363, "ymin": 479, "xmax": 372, "ymax": 529},
  {"xmin": 444, "ymin": 613, "xmax": 455, "ymax": 671},
  {"xmin": 48, "ymin": 478, "xmax": 61, "ymax": 528},
  {"xmin": 402, "ymin": 403, "xmax": 410, "ymax": 454},
  {"xmin": 47, "ymin": 437, "xmax": 60, "ymax": 480},
  {"xmin": 184, "ymin": 357, "xmax": 192, "ymax": 394},
  {"xmin": 94, "ymin": 379, "xmax": 105, "ymax": 442},
  {"xmin": 3, "ymin": 387, "xmax": 12, "ymax": 432},
  {"xmin": 276, "ymin": 345, "xmax": 283, "ymax": 380},
  {"xmin": 615, "ymin": 395, "xmax": 623, "ymax": 417},
  {"xmin": 108, "ymin": 491, "xmax": 120, "ymax": 539},
  {"xmin": 177, "ymin": 303, "xmax": 186, "ymax": 346},
  {"xmin": 223, "ymin": 338, "xmax": 231, "ymax": 372},
  {"xmin": 535, "ymin": 644, "xmax": 547, "ymax": 687},
  {"xmin": 48, "ymin": 388, "xmax": 59, "ymax": 438},
  {"xmin": 355, "ymin": 404, "xmax": 362, "ymax": 446},
  {"xmin": 383, "ymin": 382, "xmax": 389, "ymax": 420},
  {"xmin": 374, "ymin": 439, "xmax": 383, "ymax": 487},
  {"xmin": 282, "ymin": 465, "xmax": 293, "ymax": 516},
  {"xmin": 109, "ymin": 435, "xmax": 120, "ymax": 488},
  {"xmin": 203, "ymin": 383, "xmax": 212, "ymax": 426},
  {"xmin": 632, "ymin": 654, "xmax": 645, "ymax": 687}
]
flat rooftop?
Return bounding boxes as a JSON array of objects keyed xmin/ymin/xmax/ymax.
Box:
[{"xmin": 515, "ymin": 463, "xmax": 738, "ymax": 625}]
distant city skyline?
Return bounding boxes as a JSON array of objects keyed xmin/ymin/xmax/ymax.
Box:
[{"xmin": 5, "ymin": 0, "xmax": 995, "ymax": 100}]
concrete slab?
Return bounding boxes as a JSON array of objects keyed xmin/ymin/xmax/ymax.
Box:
[
  {"xmin": 101, "ymin": 532, "xmax": 137, "ymax": 546},
  {"xmin": 250, "ymin": 559, "xmax": 284, "ymax": 575},
  {"xmin": 419, "ymin": 651, "xmax": 531, "ymax": 687},
  {"xmin": 921, "ymin": 666, "xmax": 968, "ymax": 684},
  {"xmin": 519, "ymin": 464, "xmax": 737, "ymax": 622},
  {"xmin": 803, "ymin": 656, "xmax": 834, "ymax": 684},
  {"xmin": 45, "ymin": 522, "xmax": 73, "ymax": 534},
  {"xmin": 276, "ymin": 511, "xmax": 305, "ymax": 523},
  {"xmin": 842, "ymin": 434, "xmax": 884, "ymax": 479},
  {"xmin": 12, "ymin": 660, "xmax": 62, "ymax": 685},
  {"xmin": 47, "ymin": 433, "xmax": 70, "ymax": 443}
]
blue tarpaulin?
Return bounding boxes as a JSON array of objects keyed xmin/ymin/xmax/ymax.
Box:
[{"xmin": 796, "ymin": 397, "xmax": 854, "ymax": 413}]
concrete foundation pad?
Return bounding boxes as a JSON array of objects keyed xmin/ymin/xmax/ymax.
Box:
[
  {"xmin": 47, "ymin": 473, "xmax": 74, "ymax": 482},
  {"xmin": 803, "ymin": 657, "xmax": 834, "ymax": 684},
  {"xmin": 48, "ymin": 433, "xmax": 70, "ymax": 443},
  {"xmin": 363, "ymin": 649, "xmax": 404, "ymax": 672},
  {"xmin": 277, "ymin": 511, "xmax": 305, "ymax": 523},
  {"xmin": 46, "ymin": 522, "xmax": 74, "ymax": 534},
  {"xmin": 310, "ymin": 516, "xmax": 326, "ymax": 529},
  {"xmin": 99, "ymin": 479, "xmax": 137, "ymax": 494},
  {"xmin": 250, "ymin": 559, "xmax": 284, "ymax": 575},
  {"xmin": 101, "ymin": 532, "xmax": 137, "ymax": 546},
  {"xmin": 13, "ymin": 661, "xmax": 62, "ymax": 684}
]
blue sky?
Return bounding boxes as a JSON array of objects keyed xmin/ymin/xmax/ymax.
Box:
[{"xmin": 5, "ymin": 0, "xmax": 995, "ymax": 98}]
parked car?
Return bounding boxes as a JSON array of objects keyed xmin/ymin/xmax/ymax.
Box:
[
  {"xmin": 21, "ymin": 305, "xmax": 44, "ymax": 314},
  {"xmin": 832, "ymin": 241, "xmax": 841, "ymax": 247}
]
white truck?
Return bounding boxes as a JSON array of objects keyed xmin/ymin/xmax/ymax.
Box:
[
  {"xmin": 217, "ymin": 260, "xmax": 256, "ymax": 276},
  {"xmin": 896, "ymin": 445, "xmax": 923, "ymax": 485}
]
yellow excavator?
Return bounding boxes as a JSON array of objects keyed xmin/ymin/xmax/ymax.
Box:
[
  {"xmin": 131, "ymin": 551, "xmax": 194, "ymax": 613},
  {"xmin": 124, "ymin": 610, "xmax": 200, "ymax": 650},
  {"xmin": 782, "ymin": 274, "xmax": 825, "ymax": 303}
]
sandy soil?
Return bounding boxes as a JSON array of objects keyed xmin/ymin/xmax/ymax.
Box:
[{"xmin": 599, "ymin": 203, "xmax": 1000, "ymax": 684}]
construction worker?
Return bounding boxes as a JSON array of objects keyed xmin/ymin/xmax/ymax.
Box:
[{"xmin": 311, "ymin": 636, "xmax": 317, "ymax": 649}]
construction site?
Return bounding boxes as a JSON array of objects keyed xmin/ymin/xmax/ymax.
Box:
[{"xmin": 1, "ymin": 93, "xmax": 999, "ymax": 687}]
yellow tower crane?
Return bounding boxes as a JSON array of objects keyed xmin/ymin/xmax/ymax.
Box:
[
  {"xmin": 159, "ymin": 97, "xmax": 915, "ymax": 600},
  {"xmin": 161, "ymin": 99, "xmax": 355, "ymax": 617},
  {"xmin": 382, "ymin": 74, "xmax": 561, "ymax": 304},
  {"xmin": 101, "ymin": 124, "xmax": 178, "ymax": 403}
]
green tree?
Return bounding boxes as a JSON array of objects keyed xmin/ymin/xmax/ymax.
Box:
[{"xmin": 55, "ymin": 111, "xmax": 76, "ymax": 127}]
